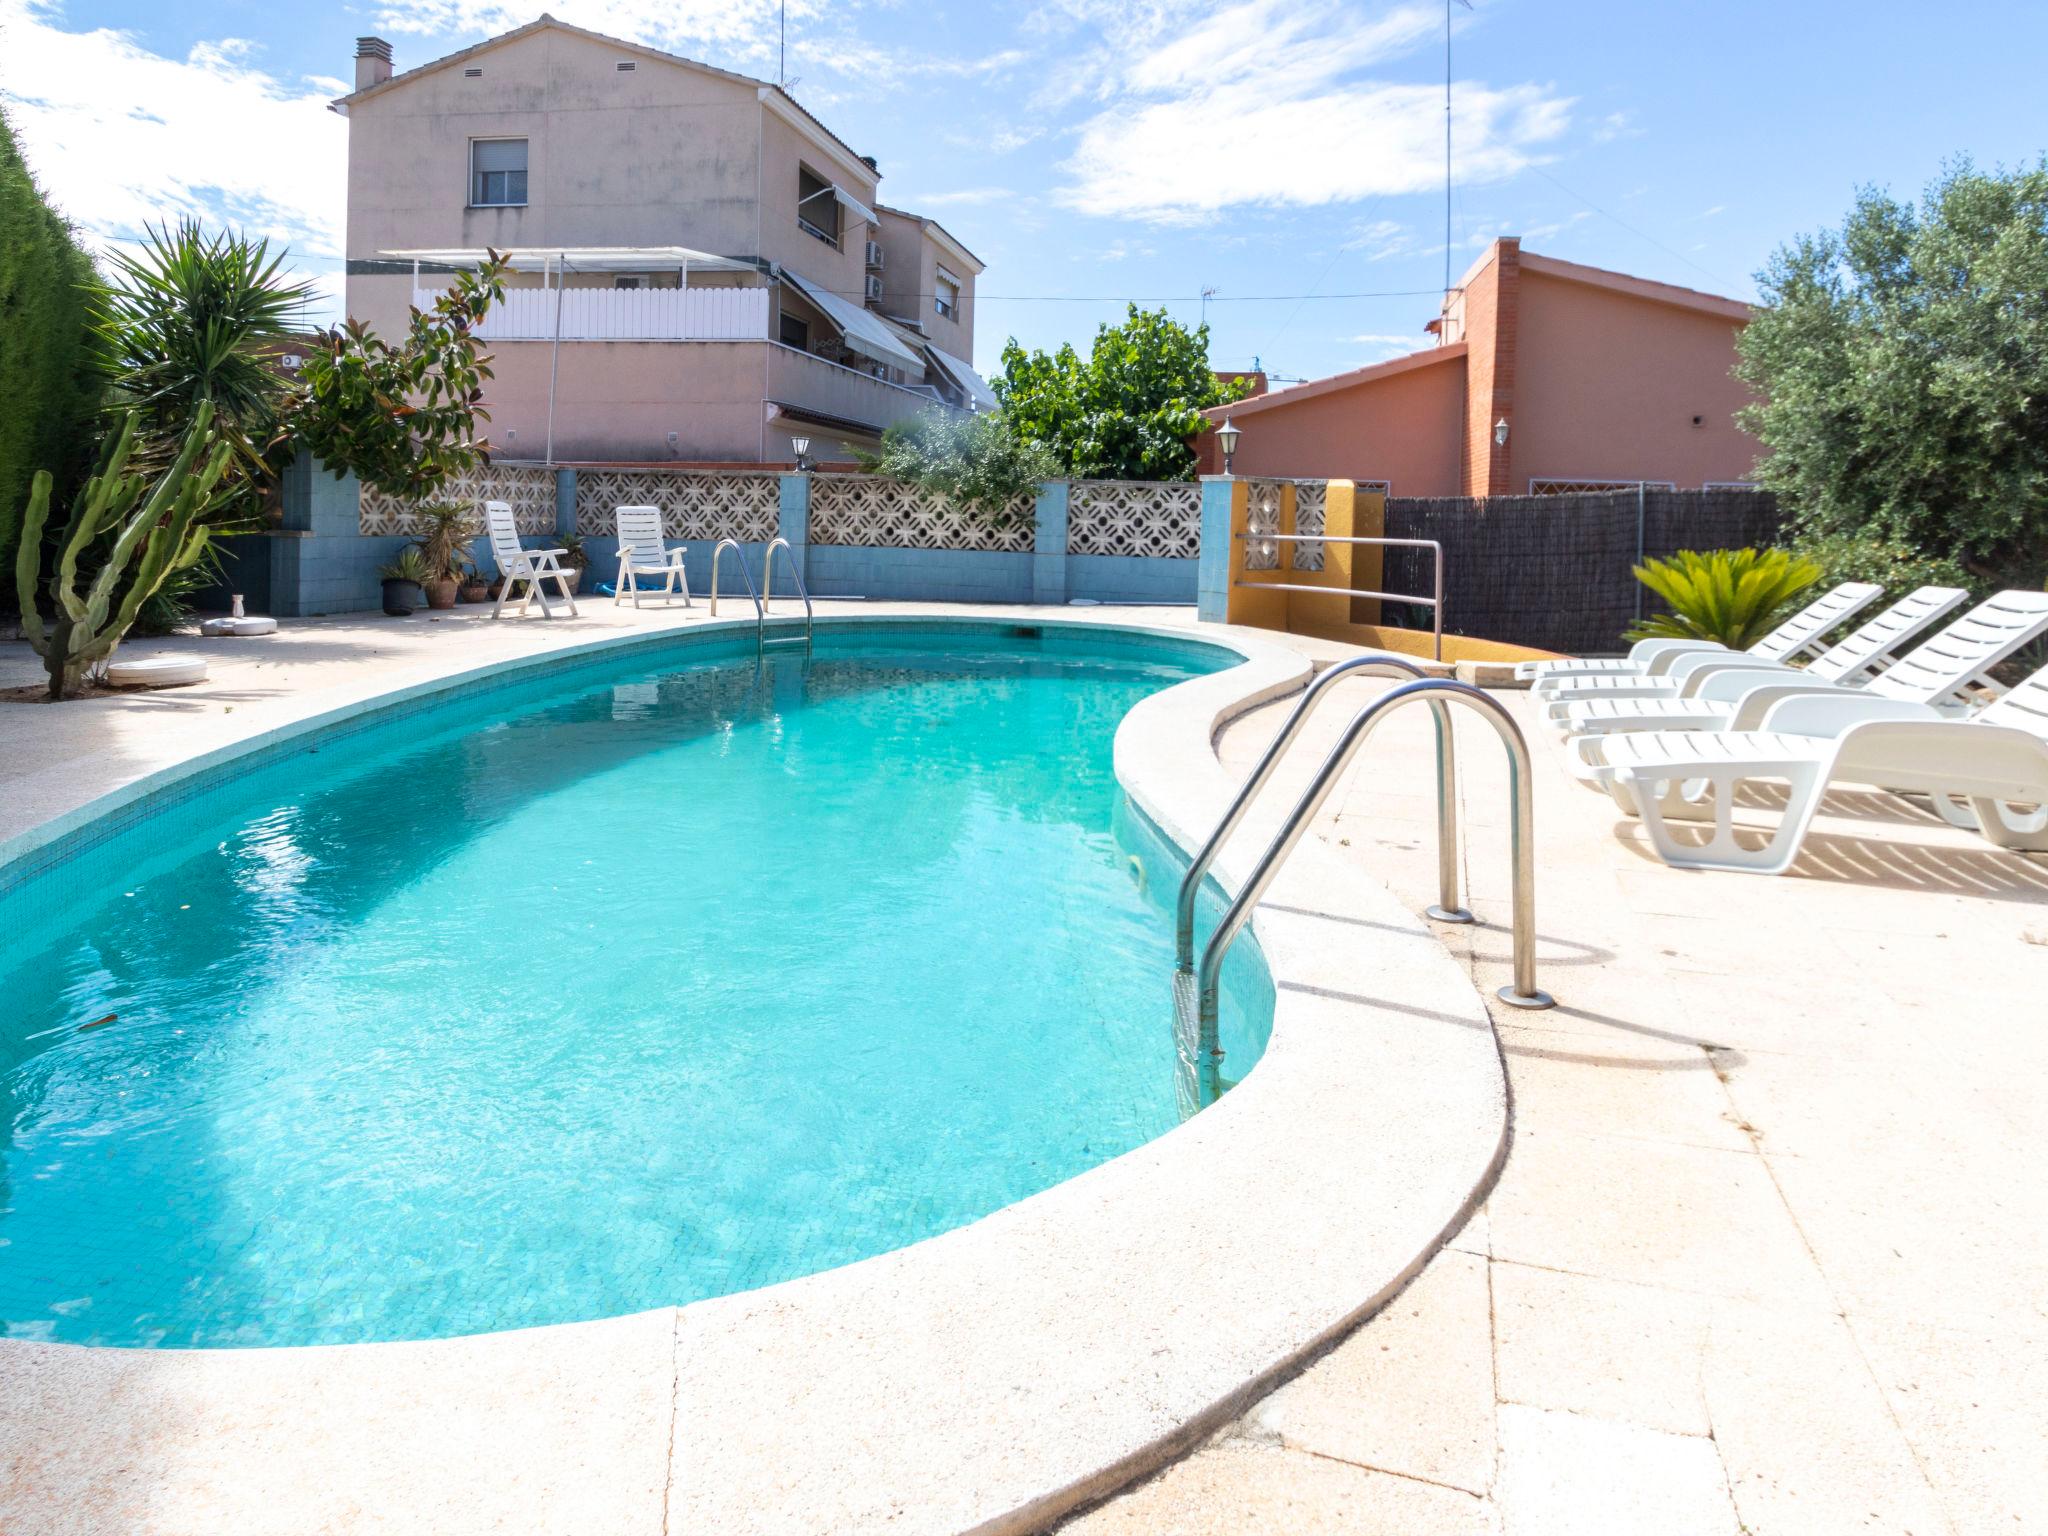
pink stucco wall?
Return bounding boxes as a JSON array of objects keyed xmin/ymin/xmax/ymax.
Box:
[
  {"xmin": 477, "ymin": 341, "xmax": 933, "ymax": 463},
  {"xmin": 1202, "ymin": 241, "xmax": 1761, "ymax": 496},
  {"xmin": 1511, "ymin": 267, "xmax": 1759, "ymax": 491},
  {"xmin": 1221, "ymin": 349, "xmax": 1466, "ymax": 495}
]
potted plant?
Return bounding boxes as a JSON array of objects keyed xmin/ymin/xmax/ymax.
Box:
[
  {"xmin": 458, "ymin": 563, "xmax": 489, "ymax": 604},
  {"xmin": 412, "ymin": 501, "xmax": 478, "ymax": 611},
  {"xmin": 557, "ymin": 532, "xmax": 589, "ymax": 595},
  {"xmin": 378, "ymin": 545, "xmax": 432, "ymax": 615}
]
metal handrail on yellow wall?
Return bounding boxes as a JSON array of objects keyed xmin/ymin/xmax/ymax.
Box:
[{"xmin": 1234, "ymin": 532, "xmax": 1447, "ymax": 660}]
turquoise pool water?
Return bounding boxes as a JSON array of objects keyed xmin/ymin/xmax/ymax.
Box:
[{"xmin": 0, "ymin": 625, "xmax": 1272, "ymax": 1348}]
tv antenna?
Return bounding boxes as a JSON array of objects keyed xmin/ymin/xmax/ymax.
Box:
[
  {"xmin": 1445, "ymin": 0, "xmax": 1473, "ymax": 297},
  {"xmin": 1201, "ymin": 285, "xmax": 1219, "ymax": 327}
]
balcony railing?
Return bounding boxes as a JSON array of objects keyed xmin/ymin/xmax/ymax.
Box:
[{"xmin": 429, "ymin": 285, "xmax": 771, "ymax": 341}]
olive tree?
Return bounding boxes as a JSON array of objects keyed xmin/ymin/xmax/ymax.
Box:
[{"xmin": 1737, "ymin": 161, "xmax": 2048, "ymax": 585}]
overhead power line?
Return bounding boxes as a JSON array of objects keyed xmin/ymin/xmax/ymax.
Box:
[{"xmin": 974, "ymin": 287, "xmax": 1447, "ymax": 303}]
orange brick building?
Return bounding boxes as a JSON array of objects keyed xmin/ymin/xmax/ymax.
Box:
[{"xmin": 1200, "ymin": 238, "xmax": 1760, "ymax": 496}]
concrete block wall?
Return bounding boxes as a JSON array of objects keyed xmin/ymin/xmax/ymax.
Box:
[{"xmin": 261, "ymin": 459, "xmax": 1205, "ymax": 615}]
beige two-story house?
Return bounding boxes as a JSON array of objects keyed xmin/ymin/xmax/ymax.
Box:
[{"xmin": 333, "ymin": 17, "xmax": 993, "ymax": 465}]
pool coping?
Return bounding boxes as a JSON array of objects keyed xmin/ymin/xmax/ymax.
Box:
[{"xmin": 0, "ymin": 611, "xmax": 1510, "ymax": 1536}]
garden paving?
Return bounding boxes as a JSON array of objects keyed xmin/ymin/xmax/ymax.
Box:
[{"xmin": 1069, "ymin": 670, "xmax": 2046, "ymax": 1535}]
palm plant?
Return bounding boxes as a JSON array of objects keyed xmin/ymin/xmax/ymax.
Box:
[
  {"xmin": 1625, "ymin": 547, "xmax": 1823, "ymax": 650},
  {"xmin": 92, "ymin": 220, "xmax": 314, "ymax": 463}
]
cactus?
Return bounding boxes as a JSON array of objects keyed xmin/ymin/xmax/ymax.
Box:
[{"xmin": 14, "ymin": 404, "xmax": 233, "ymax": 699}]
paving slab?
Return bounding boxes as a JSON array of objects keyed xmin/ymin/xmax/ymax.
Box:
[{"xmin": 1494, "ymin": 1403, "xmax": 1738, "ymax": 1536}]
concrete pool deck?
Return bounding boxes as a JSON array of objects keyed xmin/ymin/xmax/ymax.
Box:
[
  {"xmin": 2, "ymin": 603, "xmax": 2043, "ymax": 1534},
  {"xmin": 1069, "ymin": 665, "xmax": 2048, "ymax": 1536}
]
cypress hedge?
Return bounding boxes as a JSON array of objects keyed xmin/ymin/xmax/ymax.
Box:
[{"xmin": 0, "ymin": 103, "xmax": 101, "ymax": 607}]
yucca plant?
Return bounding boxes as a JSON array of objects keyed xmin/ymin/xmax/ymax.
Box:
[
  {"xmin": 93, "ymin": 220, "xmax": 313, "ymax": 467},
  {"xmin": 1624, "ymin": 547, "xmax": 1823, "ymax": 650},
  {"xmin": 14, "ymin": 405, "xmax": 233, "ymax": 700}
]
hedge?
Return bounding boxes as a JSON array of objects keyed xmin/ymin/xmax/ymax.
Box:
[{"xmin": 0, "ymin": 103, "xmax": 101, "ymax": 604}]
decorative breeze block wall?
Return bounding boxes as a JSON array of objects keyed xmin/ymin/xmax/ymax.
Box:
[
  {"xmin": 1066, "ymin": 481, "xmax": 1202, "ymax": 559},
  {"xmin": 809, "ymin": 474, "xmax": 1034, "ymax": 552},
  {"xmin": 1291, "ymin": 481, "xmax": 1327, "ymax": 573},
  {"xmin": 1241, "ymin": 478, "xmax": 1288, "ymax": 571},
  {"xmin": 359, "ymin": 464, "xmax": 556, "ymax": 536},
  {"xmin": 574, "ymin": 470, "xmax": 780, "ymax": 542}
]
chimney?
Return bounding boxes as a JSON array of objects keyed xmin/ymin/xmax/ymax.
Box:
[{"xmin": 355, "ymin": 37, "xmax": 393, "ymax": 91}]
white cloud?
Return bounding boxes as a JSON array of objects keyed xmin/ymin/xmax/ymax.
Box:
[
  {"xmin": 1050, "ymin": 0, "xmax": 1572, "ymax": 223},
  {"xmin": 1592, "ymin": 109, "xmax": 1642, "ymax": 144},
  {"xmin": 371, "ymin": 0, "xmax": 831, "ymax": 71},
  {"xmin": 0, "ymin": 0, "xmax": 347, "ymax": 276},
  {"xmin": 915, "ymin": 187, "xmax": 1015, "ymax": 206}
]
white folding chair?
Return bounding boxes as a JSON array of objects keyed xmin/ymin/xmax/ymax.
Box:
[
  {"xmin": 613, "ymin": 504, "xmax": 691, "ymax": 608},
  {"xmin": 485, "ymin": 501, "xmax": 578, "ymax": 619}
]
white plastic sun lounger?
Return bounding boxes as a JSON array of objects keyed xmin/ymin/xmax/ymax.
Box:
[
  {"xmin": 1519, "ymin": 581, "xmax": 1882, "ymax": 689},
  {"xmin": 1548, "ymin": 585, "xmax": 1973, "ymax": 733},
  {"xmin": 1561, "ymin": 589, "xmax": 2048, "ymax": 759},
  {"xmin": 613, "ymin": 504, "xmax": 692, "ymax": 608},
  {"xmin": 486, "ymin": 500, "xmax": 579, "ymax": 619},
  {"xmin": 1572, "ymin": 664, "xmax": 2048, "ymax": 873}
]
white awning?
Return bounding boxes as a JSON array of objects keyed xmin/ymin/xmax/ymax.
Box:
[
  {"xmin": 798, "ymin": 183, "xmax": 877, "ymax": 229},
  {"xmin": 780, "ymin": 270, "xmax": 925, "ymax": 374},
  {"xmin": 925, "ymin": 345, "xmax": 998, "ymax": 412},
  {"xmin": 380, "ymin": 246, "xmax": 757, "ymax": 275}
]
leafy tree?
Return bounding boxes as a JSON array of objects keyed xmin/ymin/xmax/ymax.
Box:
[
  {"xmin": 1736, "ymin": 161, "xmax": 2048, "ymax": 585},
  {"xmin": 995, "ymin": 305, "xmax": 1247, "ymax": 481},
  {"xmin": 0, "ymin": 104, "xmax": 102, "ymax": 598},
  {"xmin": 283, "ymin": 259, "xmax": 508, "ymax": 501},
  {"xmin": 857, "ymin": 407, "xmax": 1059, "ymax": 529}
]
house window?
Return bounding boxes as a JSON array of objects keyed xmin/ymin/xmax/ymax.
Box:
[
  {"xmin": 471, "ymin": 139, "xmax": 528, "ymax": 207},
  {"xmin": 614, "ymin": 276, "xmax": 643, "ymax": 289},
  {"xmin": 779, "ymin": 313, "xmax": 811, "ymax": 350},
  {"xmin": 797, "ymin": 166, "xmax": 839, "ymax": 247},
  {"xmin": 934, "ymin": 269, "xmax": 960, "ymax": 320}
]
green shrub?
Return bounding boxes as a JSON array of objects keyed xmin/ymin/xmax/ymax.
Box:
[
  {"xmin": 1625, "ymin": 547, "xmax": 1823, "ymax": 649},
  {"xmin": 0, "ymin": 104, "xmax": 102, "ymax": 602},
  {"xmin": 857, "ymin": 407, "xmax": 1059, "ymax": 530},
  {"xmin": 1788, "ymin": 531, "xmax": 1976, "ymax": 602}
]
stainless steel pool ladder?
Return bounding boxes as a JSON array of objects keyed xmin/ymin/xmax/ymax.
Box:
[
  {"xmin": 709, "ymin": 538, "xmax": 814, "ymax": 656},
  {"xmin": 1173, "ymin": 672, "xmax": 1554, "ymax": 1114}
]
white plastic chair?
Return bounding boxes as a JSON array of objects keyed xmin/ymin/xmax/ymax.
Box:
[
  {"xmin": 613, "ymin": 505, "xmax": 691, "ymax": 609},
  {"xmin": 1571, "ymin": 654, "xmax": 2048, "ymax": 873},
  {"xmin": 1547, "ymin": 586, "xmax": 1972, "ymax": 732},
  {"xmin": 1519, "ymin": 581, "xmax": 1883, "ymax": 690},
  {"xmin": 485, "ymin": 501, "xmax": 578, "ymax": 619}
]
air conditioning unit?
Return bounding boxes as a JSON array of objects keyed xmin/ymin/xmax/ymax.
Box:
[
  {"xmin": 865, "ymin": 240, "xmax": 885, "ymax": 270},
  {"xmin": 864, "ymin": 273, "xmax": 886, "ymax": 303}
]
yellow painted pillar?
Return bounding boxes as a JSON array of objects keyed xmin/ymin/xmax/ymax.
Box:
[
  {"xmin": 1224, "ymin": 479, "xmax": 1292, "ymax": 631},
  {"xmin": 1347, "ymin": 485, "xmax": 1387, "ymax": 628}
]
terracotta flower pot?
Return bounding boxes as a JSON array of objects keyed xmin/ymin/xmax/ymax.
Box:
[
  {"xmin": 425, "ymin": 578, "xmax": 459, "ymax": 610},
  {"xmin": 459, "ymin": 582, "xmax": 488, "ymax": 604}
]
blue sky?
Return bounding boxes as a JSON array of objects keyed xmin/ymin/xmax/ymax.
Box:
[{"xmin": 5, "ymin": 0, "xmax": 2048, "ymax": 380}]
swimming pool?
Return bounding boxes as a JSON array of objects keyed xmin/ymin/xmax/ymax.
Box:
[{"xmin": 0, "ymin": 624, "xmax": 1272, "ymax": 1348}]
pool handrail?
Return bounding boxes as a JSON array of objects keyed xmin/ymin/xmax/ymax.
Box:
[
  {"xmin": 1183, "ymin": 677, "xmax": 1554, "ymax": 1108},
  {"xmin": 761, "ymin": 537, "xmax": 815, "ymax": 654},
  {"xmin": 1173, "ymin": 653, "xmax": 1466, "ymax": 972}
]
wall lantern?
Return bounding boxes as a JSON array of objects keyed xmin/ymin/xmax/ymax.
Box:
[
  {"xmin": 791, "ymin": 435, "xmax": 812, "ymax": 472},
  {"xmin": 1493, "ymin": 417, "xmax": 1510, "ymax": 448},
  {"xmin": 1216, "ymin": 417, "xmax": 1242, "ymax": 475}
]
